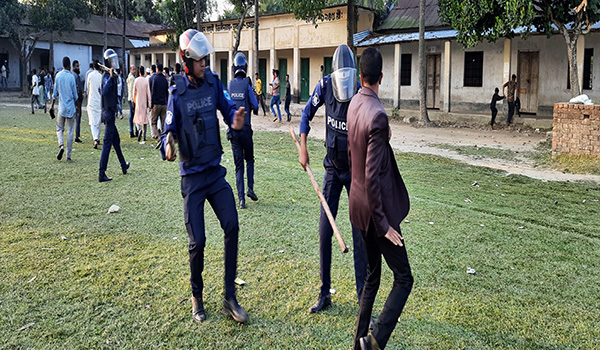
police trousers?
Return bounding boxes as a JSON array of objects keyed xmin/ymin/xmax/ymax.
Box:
[
  {"xmin": 99, "ymin": 108, "xmax": 127, "ymax": 175},
  {"xmin": 181, "ymin": 165, "xmax": 239, "ymax": 300},
  {"xmin": 319, "ymin": 156, "xmax": 367, "ymax": 302},
  {"xmin": 353, "ymin": 220, "xmax": 413, "ymax": 350},
  {"xmin": 229, "ymin": 128, "xmax": 255, "ymax": 202}
]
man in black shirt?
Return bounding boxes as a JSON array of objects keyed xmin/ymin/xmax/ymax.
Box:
[
  {"xmin": 151, "ymin": 63, "xmax": 169, "ymax": 142},
  {"xmin": 490, "ymin": 87, "xmax": 505, "ymax": 128},
  {"xmin": 284, "ymin": 74, "xmax": 291, "ymax": 122}
]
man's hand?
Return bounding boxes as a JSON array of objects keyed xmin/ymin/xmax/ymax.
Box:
[
  {"xmin": 384, "ymin": 226, "xmax": 404, "ymax": 247},
  {"xmin": 231, "ymin": 107, "xmax": 246, "ymax": 130},
  {"xmin": 165, "ymin": 132, "xmax": 177, "ymax": 162},
  {"xmin": 298, "ymin": 133, "xmax": 309, "ymax": 171}
]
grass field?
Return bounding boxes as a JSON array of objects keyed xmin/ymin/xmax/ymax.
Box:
[{"xmin": 1, "ymin": 106, "xmax": 600, "ymax": 349}]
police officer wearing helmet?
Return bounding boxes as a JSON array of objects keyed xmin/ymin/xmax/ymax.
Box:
[
  {"xmin": 159, "ymin": 29, "xmax": 248, "ymax": 323},
  {"xmin": 227, "ymin": 51, "xmax": 259, "ymax": 209},
  {"xmin": 298, "ymin": 44, "xmax": 367, "ymax": 315},
  {"xmin": 99, "ymin": 48, "xmax": 130, "ymax": 182}
]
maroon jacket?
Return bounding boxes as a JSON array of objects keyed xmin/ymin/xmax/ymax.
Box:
[{"xmin": 347, "ymin": 86, "xmax": 409, "ymax": 237}]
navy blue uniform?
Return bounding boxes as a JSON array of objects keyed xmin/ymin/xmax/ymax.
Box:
[
  {"xmin": 160, "ymin": 69, "xmax": 241, "ymax": 301},
  {"xmin": 99, "ymin": 73, "xmax": 127, "ymax": 177},
  {"xmin": 227, "ymin": 76, "xmax": 259, "ymax": 204},
  {"xmin": 300, "ymin": 75, "xmax": 367, "ymax": 302}
]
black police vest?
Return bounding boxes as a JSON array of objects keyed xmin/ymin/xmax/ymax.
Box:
[
  {"xmin": 229, "ymin": 77, "xmax": 251, "ymax": 127},
  {"xmin": 173, "ymin": 70, "xmax": 223, "ymax": 168},
  {"xmin": 324, "ymin": 78, "xmax": 350, "ymax": 168}
]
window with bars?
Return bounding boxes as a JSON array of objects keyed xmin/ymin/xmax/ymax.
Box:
[
  {"xmin": 567, "ymin": 48, "xmax": 593, "ymax": 90},
  {"xmin": 464, "ymin": 51, "xmax": 483, "ymax": 87},
  {"xmin": 400, "ymin": 54, "xmax": 411, "ymax": 86}
]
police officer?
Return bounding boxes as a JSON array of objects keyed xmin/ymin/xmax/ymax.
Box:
[
  {"xmin": 298, "ymin": 45, "xmax": 367, "ymax": 314},
  {"xmin": 99, "ymin": 49, "xmax": 129, "ymax": 182},
  {"xmin": 227, "ymin": 52, "xmax": 259, "ymax": 209},
  {"xmin": 160, "ymin": 29, "xmax": 248, "ymax": 323}
]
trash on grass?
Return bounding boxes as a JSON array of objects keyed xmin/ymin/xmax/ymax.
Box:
[
  {"xmin": 17, "ymin": 323, "xmax": 35, "ymax": 331},
  {"xmin": 107, "ymin": 205, "xmax": 120, "ymax": 213},
  {"xmin": 329, "ymin": 288, "xmax": 336, "ymax": 295},
  {"xmin": 235, "ymin": 277, "xmax": 246, "ymax": 286},
  {"xmin": 467, "ymin": 267, "xmax": 476, "ymax": 275},
  {"xmin": 27, "ymin": 276, "xmax": 36, "ymax": 283}
]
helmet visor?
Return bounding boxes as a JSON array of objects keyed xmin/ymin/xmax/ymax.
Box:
[
  {"xmin": 183, "ymin": 32, "xmax": 215, "ymax": 61},
  {"xmin": 106, "ymin": 54, "xmax": 119, "ymax": 70},
  {"xmin": 331, "ymin": 67, "xmax": 357, "ymax": 102}
]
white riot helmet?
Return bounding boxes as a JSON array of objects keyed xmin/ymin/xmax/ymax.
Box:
[
  {"xmin": 179, "ymin": 29, "xmax": 215, "ymax": 75},
  {"xmin": 103, "ymin": 49, "xmax": 119, "ymax": 70},
  {"xmin": 330, "ymin": 45, "xmax": 357, "ymax": 102}
]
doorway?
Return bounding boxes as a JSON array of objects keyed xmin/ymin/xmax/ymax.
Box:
[
  {"xmin": 301, "ymin": 58, "xmax": 310, "ymax": 101},
  {"xmin": 517, "ymin": 51, "xmax": 539, "ymax": 114},
  {"xmin": 278, "ymin": 58, "xmax": 287, "ymax": 96},
  {"xmin": 220, "ymin": 58, "xmax": 228, "ymax": 84},
  {"xmin": 426, "ymin": 54, "xmax": 441, "ymax": 109}
]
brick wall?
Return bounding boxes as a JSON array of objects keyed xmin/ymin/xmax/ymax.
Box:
[{"xmin": 552, "ymin": 103, "xmax": 600, "ymax": 156}]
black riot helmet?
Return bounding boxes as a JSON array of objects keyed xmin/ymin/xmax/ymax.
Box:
[
  {"xmin": 331, "ymin": 44, "xmax": 357, "ymax": 102},
  {"xmin": 179, "ymin": 29, "xmax": 214, "ymax": 76},
  {"xmin": 232, "ymin": 52, "xmax": 248, "ymax": 78},
  {"xmin": 103, "ymin": 49, "xmax": 119, "ymax": 70}
]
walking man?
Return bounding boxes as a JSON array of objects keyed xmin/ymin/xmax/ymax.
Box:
[
  {"xmin": 72, "ymin": 60, "xmax": 84, "ymax": 143},
  {"xmin": 127, "ymin": 64, "xmax": 137, "ymax": 138},
  {"xmin": 502, "ymin": 74, "xmax": 519, "ymax": 125},
  {"xmin": 270, "ymin": 69, "xmax": 281, "ymax": 122},
  {"xmin": 98, "ymin": 49, "xmax": 130, "ymax": 182},
  {"xmin": 298, "ymin": 44, "xmax": 367, "ymax": 315},
  {"xmin": 50, "ymin": 57, "xmax": 78, "ymax": 161},
  {"xmin": 227, "ymin": 51, "xmax": 259, "ymax": 209},
  {"xmin": 31, "ymin": 69, "xmax": 42, "ymax": 114},
  {"xmin": 86, "ymin": 60, "xmax": 103, "ymax": 149},
  {"xmin": 160, "ymin": 29, "xmax": 248, "ymax": 323},
  {"xmin": 254, "ymin": 72, "xmax": 266, "ymax": 116},
  {"xmin": 150, "ymin": 63, "xmax": 169, "ymax": 142},
  {"xmin": 1, "ymin": 61, "xmax": 7, "ymax": 90},
  {"xmin": 347, "ymin": 47, "xmax": 413, "ymax": 350},
  {"xmin": 284, "ymin": 74, "xmax": 292, "ymax": 122}
]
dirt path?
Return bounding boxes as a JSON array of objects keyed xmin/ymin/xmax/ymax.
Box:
[{"xmin": 251, "ymin": 112, "xmax": 600, "ymax": 184}]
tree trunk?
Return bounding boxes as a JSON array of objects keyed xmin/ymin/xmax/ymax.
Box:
[
  {"xmin": 254, "ymin": 0, "xmax": 259, "ymax": 75},
  {"xmin": 196, "ymin": 0, "xmax": 203, "ymax": 32},
  {"xmin": 20, "ymin": 55, "xmax": 29, "ymax": 97},
  {"xmin": 103, "ymin": 0, "xmax": 107, "ymax": 54},
  {"xmin": 49, "ymin": 32, "xmax": 55, "ymax": 72},
  {"xmin": 347, "ymin": 0, "xmax": 355, "ymax": 53},
  {"xmin": 122, "ymin": 0, "xmax": 127, "ymax": 69},
  {"xmin": 418, "ymin": 0, "xmax": 430, "ymax": 124},
  {"xmin": 233, "ymin": 5, "xmax": 252, "ymax": 54}
]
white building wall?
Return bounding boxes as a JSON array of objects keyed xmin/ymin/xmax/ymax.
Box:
[{"xmin": 53, "ymin": 43, "xmax": 92, "ymax": 72}]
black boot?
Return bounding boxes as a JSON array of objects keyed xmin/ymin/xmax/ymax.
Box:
[
  {"xmin": 308, "ymin": 294, "xmax": 331, "ymax": 313},
  {"xmin": 191, "ymin": 296, "xmax": 206, "ymax": 322},
  {"xmin": 122, "ymin": 162, "xmax": 130, "ymax": 175},
  {"xmin": 99, "ymin": 173, "xmax": 112, "ymax": 182},
  {"xmin": 247, "ymin": 188, "xmax": 258, "ymax": 201},
  {"xmin": 239, "ymin": 199, "xmax": 246, "ymax": 209},
  {"xmin": 224, "ymin": 296, "xmax": 248, "ymax": 323}
]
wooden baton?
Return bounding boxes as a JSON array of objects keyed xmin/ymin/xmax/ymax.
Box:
[{"xmin": 289, "ymin": 125, "xmax": 349, "ymax": 254}]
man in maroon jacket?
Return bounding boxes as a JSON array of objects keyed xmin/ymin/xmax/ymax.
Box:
[{"xmin": 347, "ymin": 47, "xmax": 413, "ymax": 350}]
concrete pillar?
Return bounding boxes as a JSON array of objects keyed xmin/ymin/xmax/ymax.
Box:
[
  {"xmin": 294, "ymin": 47, "xmax": 300, "ymax": 103},
  {"xmin": 163, "ymin": 52, "xmax": 168, "ymax": 68},
  {"xmin": 129, "ymin": 53, "xmax": 135, "ymax": 69},
  {"xmin": 442, "ymin": 40, "xmax": 451, "ymax": 113},
  {"xmin": 209, "ymin": 52, "xmax": 216, "ymax": 72},
  {"xmin": 577, "ymin": 35, "xmax": 585, "ymax": 90},
  {"xmin": 151, "ymin": 53, "xmax": 156, "ymax": 66},
  {"xmin": 228, "ymin": 50, "xmax": 233, "ymax": 85},
  {"xmin": 248, "ymin": 49, "xmax": 254, "ymax": 80},
  {"xmin": 393, "ymin": 43, "xmax": 401, "ymax": 109},
  {"xmin": 503, "ymin": 38, "xmax": 512, "ymax": 83},
  {"xmin": 140, "ymin": 53, "xmax": 146, "ymax": 70}
]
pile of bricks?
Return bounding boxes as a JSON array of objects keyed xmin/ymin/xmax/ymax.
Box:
[{"xmin": 552, "ymin": 103, "xmax": 600, "ymax": 157}]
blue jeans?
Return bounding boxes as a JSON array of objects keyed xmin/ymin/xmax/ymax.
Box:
[{"xmin": 270, "ymin": 95, "xmax": 281, "ymax": 121}]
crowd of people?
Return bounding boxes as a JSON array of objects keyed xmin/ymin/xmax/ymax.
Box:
[{"xmin": 36, "ymin": 29, "xmax": 410, "ymax": 349}]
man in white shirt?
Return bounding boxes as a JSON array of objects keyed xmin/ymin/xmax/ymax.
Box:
[
  {"xmin": 31, "ymin": 69, "xmax": 42, "ymax": 114},
  {"xmin": 86, "ymin": 61, "xmax": 104, "ymax": 149},
  {"xmin": 1, "ymin": 61, "xmax": 7, "ymax": 90}
]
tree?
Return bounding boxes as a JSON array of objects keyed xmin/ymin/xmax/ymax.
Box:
[
  {"xmin": 418, "ymin": 0, "xmax": 430, "ymax": 124},
  {"xmin": 159, "ymin": 0, "xmax": 214, "ymax": 50},
  {"xmin": 88, "ymin": 0, "xmax": 163, "ymax": 24},
  {"xmin": 227, "ymin": 1, "xmax": 256, "ymax": 54},
  {"xmin": 438, "ymin": 0, "xmax": 600, "ymax": 97},
  {"xmin": 0, "ymin": 0, "xmax": 90, "ymax": 96}
]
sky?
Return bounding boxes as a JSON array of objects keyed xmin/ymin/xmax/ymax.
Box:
[{"xmin": 210, "ymin": 1, "xmax": 234, "ymax": 21}]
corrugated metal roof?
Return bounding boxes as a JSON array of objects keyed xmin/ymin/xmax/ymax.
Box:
[
  {"xmin": 72, "ymin": 15, "xmax": 164, "ymax": 39},
  {"xmin": 377, "ymin": 0, "xmax": 444, "ymax": 32},
  {"xmin": 353, "ymin": 30, "xmax": 372, "ymax": 46},
  {"xmin": 356, "ymin": 29, "xmax": 457, "ymax": 47},
  {"xmin": 40, "ymin": 31, "xmax": 135, "ymax": 49}
]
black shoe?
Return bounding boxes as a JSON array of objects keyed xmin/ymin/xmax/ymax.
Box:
[
  {"xmin": 224, "ymin": 297, "xmax": 248, "ymax": 323},
  {"xmin": 155, "ymin": 139, "xmax": 162, "ymax": 150},
  {"xmin": 138, "ymin": 131, "xmax": 142, "ymax": 142},
  {"xmin": 57, "ymin": 147, "xmax": 64, "ymax": 160},
  {"xmin": 98, "ymin": 174, "xmax": 112, "ymax": 182},
  {"xmin": 308, "ymin": 294, "xmax": 331, "ymax": 313},
  {"xmin": 75, "ymin": 137, "xmax": 82, "ymax": 143},
  {"xmin": 370, "ymin": 317, "xmax": 375, "ymax": 331},
  {"xmin": 359, "ymin": 335, "xmax": 371, "ymax": 350},
  {"xmin": 273, "ymin": 116, "xmax": 278, "ymax": 122},
  {"xmin": 239, "ymin": 199, "xmax": 246, "ymax": 209},
  {"xmin": 191, "ymin": 297, "xmax": 206, "ymax": 322},
  {"xmin": 130, "ymin": 131, "xmax": 135, "ymax": 138},
  {"xmin": 93, "ymin": 140, "xmax": 99, "ymax": 149},
  {"xmin": 122, "ymin": 162, "xmax": 130, "ymax": 175},
  {"xmin": 246, "ymin": 188, "xmax": 258, "ymax": 201}
]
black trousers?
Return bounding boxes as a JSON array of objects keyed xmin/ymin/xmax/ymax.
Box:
[
  {"xmin": 507, "ymin": 101, "xmax": 515, "ymax": 124},
  {"xmin": 319, "ymin": 157, "xmax": 367, "ymax": 302},
  {"xmin": 353, "ymin": 220, "xmax": 413, "ymax": 350},
  {"xmin": 230, "ymin": 128, "xmax": 254, "ymax": 202},
  {"xmin": 490, "ymin": 107, "xmax": 498, "ymax": 126},
  {"xmin": 75, "ymin": 100, "xmax": 82, "ymax": 138},
  {"xmin": 181, "ymin": 166, "xmax": 239, "ymax": 300},
  {"xmin": 99, "ymin": 109, "xmax": 127, "ymax": 175}
]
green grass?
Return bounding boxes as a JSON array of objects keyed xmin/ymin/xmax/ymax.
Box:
[
  {"xmin": 1, "ymin": 106, "xmax": 600, "ymax": 349},
  {"xmin": 433, "ymin": 143, "xmax": 522, "ymax": 162},
  {"xmin": 531, "ymin": 141, "xmax": 600, "ymax": 175}
]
